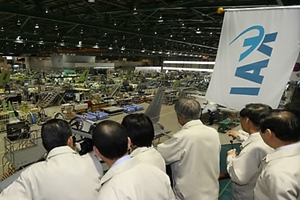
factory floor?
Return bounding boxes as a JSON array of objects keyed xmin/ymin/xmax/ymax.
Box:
[{"xmin": 0, "ymin": 102, "xmax": 237, "ymax": 177}]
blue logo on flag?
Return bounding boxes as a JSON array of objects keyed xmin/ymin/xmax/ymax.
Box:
[{"xmin": 229, "ymin": 25, "xmax": 278, "ymax": 95}]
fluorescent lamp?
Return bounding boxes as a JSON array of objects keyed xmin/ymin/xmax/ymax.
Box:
[
  {"xmin": 163, "ymin": 61, "xmax": 215, "ymax": 65},
  {"xmin": 163, "ymin": 67, "xmax": 213, "ymax": 72},
  {"xmin": 94, "ymin": 66, "xmax": 114, "ymax": 69},
  {"xmin": 135, "ymin": 66, "xmax": 161, "ymax": 71}
]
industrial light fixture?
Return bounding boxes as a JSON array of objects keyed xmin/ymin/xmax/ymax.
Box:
[
  {"xmin": 15, "ymin": 36, "xmax": 23, "ymax": 43},
  {"xmin": 158, "ymin": 15, "xmax": 163, "ymax": 23},
  {"xmin": 163, "ymin": 61, "xmax": 215, "ymax": 65},
  {"xmin": 93, "ymin": 43, "xmax": 99, "ymax": 49},
  {"xmin": 121, "ymin": 46, "xmax": 125, "ymax": 51},
  {"xmin": 196, "ymin": 28, "xmax": 201, "ymax": 34},
  {"xmin": 133, "ymin": 6, "xmax": 138, "ymax": 15},
  {"xmin": 88, "ymin": 0, "xmax": 95, "ymax": 2},
  {"xmin": 80, "ymin": 29, "xmax": 84, "ymax": 34},
  {"xmin": 38, "ymin": 40, "xmax": 44, "ymax": 45},
  {"xmin": 17, "ymin": 19, "xmax": 21, "ymax": 26},
  {"xmin": 1, "ymin": 27, "xmax": 4, "ymax": 31},
  {"xmin": 35, "ymin": 23, "xmax": 39, "ymax": 29},
  {"xmin": 108, "ymin": 46, "xmax": 113, "ymax": 50},
  {"xmin": 76, "ymin": 41, "xmax": 82, "ymax": 47},
  {"xmin": 55, "ymin": 25, "xmax": 58, "ymax": 30},
  {"xmin": 164, "ymin": 67, "xmax": 213, "ymax": 72}
]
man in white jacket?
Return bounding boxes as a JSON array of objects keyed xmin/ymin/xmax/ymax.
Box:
[
  {"xmin": 227, "ymin": 103, "xmax": 273, "ymax": 200},
  {"xmin": 157, "ymin": 97, "xmax": 221, "ymax": 200},
  {"xmin": 121, "ymin": 113, "xmax": 166, "ymax": 172},
  {"xmin": 254, "ymin": 110, "xmax": 300, "ymax": 200},
  {"xmin": 0, "ymin": 119, "xmax": 103, "ymax": 200},
  {"xmin": 93, "ymin": 120, "xmax": 175, "ymax": 200}
]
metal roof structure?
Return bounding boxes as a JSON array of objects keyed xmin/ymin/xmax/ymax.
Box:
[{"xmin": 0, "ymin": 0, "xmax": 298, "ymax": 59}]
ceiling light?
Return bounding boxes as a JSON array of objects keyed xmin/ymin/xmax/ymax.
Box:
[
  {"xmin": 60, "ymin": 42, "xmax": 65, "ymax": 46},
  {"xmin": 80, "ymin": 29, "xmax": 84, "ymax": 34},
  {"xmin": 108, "ymin": 46, "xmax": 113, "ymax": 50},
  {"xmin": 1, "ymin": 27, "xmax": 4, "ymax": 32},
  {"xmin": 93, "ymin": 43, "xmax": 99, "ymax": 49},
  {"xmin": 76, "ymin": 41, "xmax": 82, "ymax": 47},
  {"xmin": 163, "ymin": 61, "xmax": 215, "ymax": 65},
  {"xmin": 17, "ymin": 19, "xmax": 21, "ymax": 26},
  {"xmin": 55, "ymin": 25, "xmax": 58, "ymax": 30},
  {"xmin": 38, "ymin": 40, "xmax": 44, "ymax": 45},
  {"xmin": 35, "ymin": 23, "xmax": 39, "ymax": 29},
  {"xmin": 196, "ymin": 28, "xmax": 201, "ymax": 34},
  {"xmin": 158, "ymin": 15, "xmax": 163, "ymax": 23},
  {"xmin": 88, "ymin": 0, "xmax": 95, "ymax": 2},
  {"xmin": 121, "ymin": 46, "xmax": 125, "ymax": 51},
  {"xmin": 141, "ymin": 49, "xmax": 145, "ymax": 53},
  {"xmin": 15, "ymin": 36, "xmax": 23, "ymax": 43}
]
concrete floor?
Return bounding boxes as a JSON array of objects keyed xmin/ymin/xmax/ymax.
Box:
[{"xmin": 0, "ymin": 102, "xmax": 238, "ymax": 177}]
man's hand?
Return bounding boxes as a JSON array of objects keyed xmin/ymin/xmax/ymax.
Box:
[
  {"xmin": 227, "ymin": 130, "xmax": 239, "ymax": 139},
  {"xmin": 227, "ymin": 148, "xmax": 237, "ymax": 157}
]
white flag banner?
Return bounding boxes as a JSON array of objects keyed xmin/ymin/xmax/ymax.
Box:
[
  {"xmin": 205, "ymin": 6, "xmax": 300, "ymax": 111},
  {"xmin": 290, "ymin": 52, "xmax": 300, "ymax": 81}
]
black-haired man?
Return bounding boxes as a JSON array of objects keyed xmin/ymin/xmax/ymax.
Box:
[
  {"xmin": 93, "ymin": 120, "xmax": 175, "ymax": 200},
  {"xmin": 1, "ymin": 119, "xmax": 103, "ymax": 200},
  {"xmin": 254, "ymin": 110, "xmax": 300, "ymax": 200}
]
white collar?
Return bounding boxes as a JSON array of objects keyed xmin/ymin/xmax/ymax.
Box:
[{"xmin": 276, "ymin": 141, "xmax": 300, "ymax": 151}]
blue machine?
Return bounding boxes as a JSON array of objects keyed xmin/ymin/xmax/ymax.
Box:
[
  {"xmin": 87, "ymin": 111, "xmax": 109, "ymax": 120},
  {"xmin": 76, "ymin": 114, "xmax": 98, "ymax": 121},
  {"xmin": 123, "ymin": 104, "xmax": 144, "ymax": 113}
]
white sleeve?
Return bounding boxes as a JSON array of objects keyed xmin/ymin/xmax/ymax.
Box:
[
  {"xmin": 0, "ymin": 169, "xmax": 33, "ymax": 199},
  {"xmin": 227, "ymin": 149, "xmax": 261, "ymax": 185},
  {"xmin": 157, "ymin": 136, "xmax": 182, "ymax": 165},
  {"xmin": 265, "ymin": 171, "xmax": 299, "ymax": 200},
  {"xmin": 236, "ymin": 130, "xmax": 249, "ymax": 142}
]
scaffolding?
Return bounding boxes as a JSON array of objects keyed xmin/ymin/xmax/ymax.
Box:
[{"xmin": 2, "ymin": 131, "xmax": 46, "ymax": 179}]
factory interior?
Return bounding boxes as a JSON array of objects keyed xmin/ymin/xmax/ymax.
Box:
[{"xmin": 0, "ymin": 0, "xmax": 299, "ymax": 199}]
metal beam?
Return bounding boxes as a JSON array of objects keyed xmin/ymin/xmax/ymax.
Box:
[{"xmin": 0, "ymin": 4, "xmax": 217, "ymax": 49}]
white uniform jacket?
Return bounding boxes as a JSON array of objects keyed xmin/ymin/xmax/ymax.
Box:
[
  {"xmin": 227, "ymin": 133, "xmax": 274, "ymax": 200},
  {"xmin": 130, "ymin": 146, "xmax": 166, "ymax": 172},
  {"xmin": 254, "ymin": 143, "xmax": 300, "ymax": 200},
  {"xmin": 157, "ymin": 120, "xmax": 221, "ymax": 200},
  {"xmin": 97, "ymin": 157, "xmax": 176, "ymax": 200},
  {"xmin": 1, "ymin": 146, "xmax": 103, "ymax": 200}
]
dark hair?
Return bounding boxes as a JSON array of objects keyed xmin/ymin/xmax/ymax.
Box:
[
  {"xmin": 121, "ymin": 113, "xmax": 154, "ymax": 147},
  {"xmin": 260, "ymin": 110, "xmax": 300, "ymax": 142},
  {"xmin": 41, "ymin": 119, "xmax": 72, "ymax": 152},
  {"xmin": 174, "ymin": 97, "xmax": 201, "ymax": 121},
  {"xmin": 92, "ymin": 120, "xmax": 128, "ymax": 160},
  {"xmin": 239, "ymin": 103, "xmax": 272, "ymax": 127},
  {"xmin": 283, "ymin": 101, "xmax": 300, "ymax": 120}
]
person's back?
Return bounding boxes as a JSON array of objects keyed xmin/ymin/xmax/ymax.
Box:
[
  {"xmin": 229, "ymin": 135, "xmax": 273, "ymax": 199},
  {"xmin": 227, "ymin": 103, "xmax": 273, "ymax": 200},
  {"xmin": 1, "ymin": 119, "xmax": 103, "ymax": 200},
  {"xmin": 122, "ymin": 113, "xmax": 166, "ymax": 172},
  {"xmin": 2, "ymin": 148, "xmax": 102, "ymax": 200},
  {"xmin": 158, "ymin": 98, "xmax": 221, "ymax": 200},
  {"xmin": 92, "ymin": 120, "xmax": 175, "ymax": 200},
  {"xmin": 98, "ymin": 157, "xmax": 174, "ymax": 200},
  {"xmin": 130, "ymin": 146, "xmax": 165, "ymax": 172}
]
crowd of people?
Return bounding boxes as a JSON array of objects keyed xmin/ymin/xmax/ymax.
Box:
[{"xmin": 0, "ymin": 98, "xmax": 299, "ymax": 200}]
